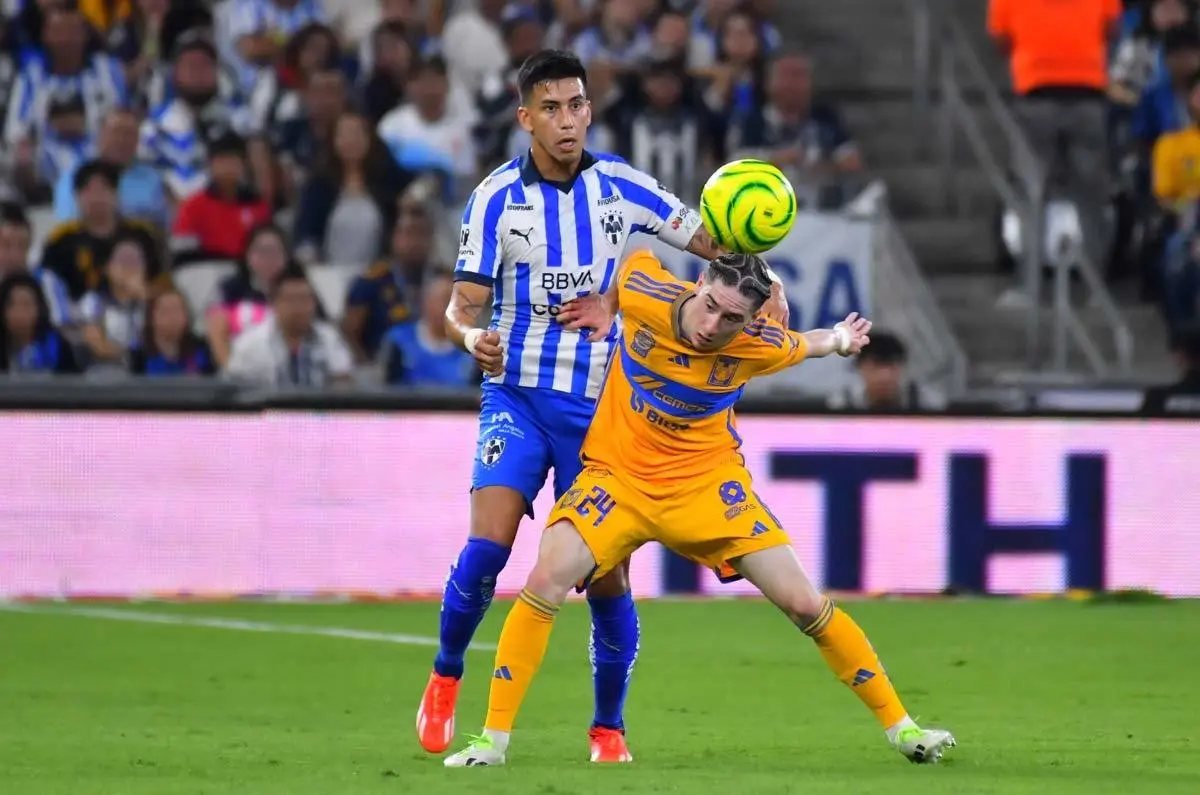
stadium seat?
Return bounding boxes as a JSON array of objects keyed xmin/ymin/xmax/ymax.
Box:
[
  {"xmin": 172, "ymin": 260, "xmax": 237, "ymax": 333},
  {"xmin": 307, "ymin": 263, "xmax": 360, "ymax": 323}
]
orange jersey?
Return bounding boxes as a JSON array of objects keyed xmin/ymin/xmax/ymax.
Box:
[{"xmin": 580, "ymin": 251, "xmax": 809, "ymax": 485}]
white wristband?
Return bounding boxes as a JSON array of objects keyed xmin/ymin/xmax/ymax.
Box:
[
  {"xmin": 833, "ymin": 324, "xmax": 852, "ymax": 355},
  {"xmin": 765, "ymin": 267, "xmax": 782, "ymax": 285},
  {"xmin": 464, "ymin": 328, "xmax": 484, "ymax": 354}
]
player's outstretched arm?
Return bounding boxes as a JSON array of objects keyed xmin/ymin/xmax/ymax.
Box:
[
  {"xmin": 446, "ymin": 280, "xmax": 504, "ymax": 377},
  {"xmin": 801, "ymin": 312, "xmax": 872, "ymax": 359}
]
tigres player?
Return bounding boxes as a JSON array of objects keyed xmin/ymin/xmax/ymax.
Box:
[{"xmin": 443, "ymin": 250, "xmax": 957, "ymax": 767}]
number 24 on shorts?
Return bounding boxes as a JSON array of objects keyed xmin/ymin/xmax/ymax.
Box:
[{"xmin": 562, "ymin": 486, "xmax": 617, "ymax": 528}]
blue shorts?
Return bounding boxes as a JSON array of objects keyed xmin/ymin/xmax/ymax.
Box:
[{"xmin": 472, "ymin": 383, "xmax": 596, "ymax": 516}]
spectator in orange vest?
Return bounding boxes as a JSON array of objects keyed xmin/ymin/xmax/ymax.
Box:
[{"xmin": 988, "ymin": 0, "xmax": 1122, "ymax": 272}]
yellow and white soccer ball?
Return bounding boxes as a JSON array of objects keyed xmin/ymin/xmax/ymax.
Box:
[{"xmin": 698, "ymin": 159, "xmax": 798, "ymax": 255}]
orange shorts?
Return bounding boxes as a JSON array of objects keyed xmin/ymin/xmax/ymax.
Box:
[{"xmin": 546, "ymin": 462, "xmax": 790, "ymax": 584}]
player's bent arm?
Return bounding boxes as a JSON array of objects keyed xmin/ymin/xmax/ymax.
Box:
[{"xmin": 445, "ymin": 280, "xmax": 493, "ymax": 350}]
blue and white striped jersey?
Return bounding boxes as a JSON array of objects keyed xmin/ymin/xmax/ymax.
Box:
[
  {"xmin": 221, "ymin": 0, "xmax": 327, "ymax": 94},
  {"xmin": 3, "ymin": 53, "xmax": 127, "ymax": 145},
  {"xmin": 138, "ymin": 95, "xmax": 254, "ymax": 200},
  {"xmin": 455, "ymin": 150, "xmax": 703, "ymax": 400}
]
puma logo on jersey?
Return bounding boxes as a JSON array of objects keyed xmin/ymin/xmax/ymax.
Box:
[{"xmin": 509, "ymin": 228, "xmax": 533, "ymax": 243}]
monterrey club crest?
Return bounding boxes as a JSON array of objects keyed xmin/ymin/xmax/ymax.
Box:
[
  {"xmin": 599, "ymin": 210, "xmax": 624, "ymax": 246},
  {"xmin": 481, "ymin": 436, "xmax": 506, "ymax": 466}
]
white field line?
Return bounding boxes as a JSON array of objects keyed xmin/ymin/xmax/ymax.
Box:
[{"xmin": 0, "ymin": 604, "xmax": 497, "ymax": 651}]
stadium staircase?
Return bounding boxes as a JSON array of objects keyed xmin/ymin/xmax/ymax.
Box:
[{"xmin": 781, "ymin": 0, "xmax": 1175, "ymax": 385}]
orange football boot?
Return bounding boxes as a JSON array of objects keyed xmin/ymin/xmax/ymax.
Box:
[
  {"xmin": 416, "ymin": 672, "xmax": 460, "ymax": 753},
  {"xmin": 588, "ymin": 726, "xmax": 634, "ymax": 763}
]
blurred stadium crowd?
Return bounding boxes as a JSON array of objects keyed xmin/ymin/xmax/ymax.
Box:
[
  {"xmin": 0, "ymin": 0, "xmax": 874, "ymax": 392},
  {"xmin": 1, "ymin": 0, "xmax": 1198, "ymax": 412},
  {"xmin": 1001, "ymin": 0, "xmax": 1200, "ymax": 331}
]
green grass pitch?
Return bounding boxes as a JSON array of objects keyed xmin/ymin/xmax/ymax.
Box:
[{"xmin": 2, "ymin": 598, "xmax": 1196, "ymax": 795}]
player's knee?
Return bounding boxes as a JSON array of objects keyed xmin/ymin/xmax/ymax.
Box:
[
  {"xmin": 525, "ymin": 520, "xmax": 596, "ymax": 603},
  {"xmin": 585, "ymin": 563, "xmax": 629, "ymax": 598},
  {"xmin": 468, "ymin": 487, "xmax": 526, "ymax": 547},
  {"xmin": 524, "ymin": 558, "xmax": 573, "ymax": 604},
  {"xmin": 779, "ymin": 589, "xmax": 828, "ymax": 629}
]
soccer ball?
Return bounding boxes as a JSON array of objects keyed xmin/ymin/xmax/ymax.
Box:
[{"xmin": 699, "ymin": 159, "xmax": 798, "ymax": 255}]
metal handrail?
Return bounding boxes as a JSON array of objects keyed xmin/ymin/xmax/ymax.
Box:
[
  {"xmin": 912, "ymin": 0, "xmax": 1134, "ymax": 378},
  {"xmin": 868, "ymin": 192, "xmax": 970, "ymax": 395}
]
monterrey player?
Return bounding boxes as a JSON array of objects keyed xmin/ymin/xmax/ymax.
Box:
[{"xmin": 417, "ymin": 49, "xmax": 788, "ymax": 763}]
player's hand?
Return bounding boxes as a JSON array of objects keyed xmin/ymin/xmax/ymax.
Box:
[
  {"xmin": 833, "ymin": 312, "xmax": 872, "ymax": 356},
  {"xmin": 557, "ymin": 294, "xmax": 614, "ymax": 343},
  {"xmin": 472, "ymin": 330, "xmax": 504, "ymax": 376},
  {"xmin": 760, "ymin": 282, "xmax": 789, "ymax": 327}
]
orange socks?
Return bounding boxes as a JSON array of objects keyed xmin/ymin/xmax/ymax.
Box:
[
  {"xmin": 484, "ymin": 589, "xmax": 559, "ymax": 732},
  {"xmin": 803, "ymin": 598, "xmax": 909, "ymax": 729}
]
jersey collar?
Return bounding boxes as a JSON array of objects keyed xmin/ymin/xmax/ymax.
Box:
[
  {"xmin": 671, "ymin": 290, "xmax": 695, "ymax": 347},
  {"xmin": 519, "ymin": 149, "xmax": 598, "ymax": 190}
]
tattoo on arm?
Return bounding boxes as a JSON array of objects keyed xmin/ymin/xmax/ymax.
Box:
[
  {"xmin": 685, "ymin": 227, "xmax": 725, "ymax": 260},
  {"xmin": 446, "ymin": 282, "xmax": 493, "ymax": 345}
]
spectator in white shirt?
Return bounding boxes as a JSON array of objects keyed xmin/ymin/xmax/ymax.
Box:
[
  {"xmin": 225, "ymin": 265, "xmax": 354, "ymax": 388},
  {"xmin": 440, "ymin": 0, "xmax": 509, "ymax": 96},
  {"xmin": 377, "ymin": 55, "xmax": 478, "ymax": 200}
]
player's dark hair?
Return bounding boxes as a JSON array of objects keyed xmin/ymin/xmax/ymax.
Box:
[
  {"xmin": 705, "ymin": 253, "xmax": 773, "ymax": 311},
  {"xmin": 412, "ymin": 54, "xmax": 448, "ymax": 78},
  {"xmin": 856, "ymin": 331, "xmax": 906, "ymax": 366},
  {"xmin": 207, "ymin": 131, "xmax": 247, "ymax": 159},
  {"xmin": 72, "ymin": 159, "xmax": 121, "ymax": 193},
  {"xmin": 270, "ymin": 264, "xmax": 313, "ymax": 299},
  {"xmin": 517, "ymin": 49, "xmax": 587, "ymax": 103},
  {"xmin": 0, "ymin": 201, "xmax": 30, "ymax": 231}
]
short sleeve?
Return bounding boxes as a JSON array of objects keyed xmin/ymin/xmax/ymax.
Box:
[
  {"xmin": 454, "ymin": 175, "xmax": 511, "ymax": 286},
  {"xmin": 607, "ymin": 158, "xmax": 703, "ymax": 250},
  {"xmin": 743, "ymin": 318, "xmax": 809, "ymax": 377}
]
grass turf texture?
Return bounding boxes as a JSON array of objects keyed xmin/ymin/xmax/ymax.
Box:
[{"xmin": 2, "ymin": 599, "xmax": 1195, "ymax": 795}]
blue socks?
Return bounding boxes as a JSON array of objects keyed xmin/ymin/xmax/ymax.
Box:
[
  {"xmin": 587, "ymin": 591, "xmax": 640, "ymax": 731},
  {"xmin": 434, "ymin": 537, "xmax": 511, "ymax": 679},
  {"xmin": 432, "ymin": 537, "xmax": 641, "ymax": 732}
]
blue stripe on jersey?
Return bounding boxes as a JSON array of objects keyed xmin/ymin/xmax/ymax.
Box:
[
  {"xmin": 536, "ymin": 183, "xmax": 563, "ymax": 389},
  {"xmin": 592, "ymin": 173, "xmax": 621, "ymax": 295},
  {"xmin": 628, "ymin": 271, "xmax": 684, "ymax": 293},
  {"xmin": 609, "ymin": 177, "xmax": 671, "ymax": 221},
  {"xmin": 598, "ymin": 257, "xmax": 618, "ymax": 294},
  {"xmin": 596, "ymin": 169, "xmax": 615, "ymax": 199},
  {"xmin": 569, "ymin": 170, "xmax": 595, "ymax": 395},
  {"xmin": 624, "ymin": 282, "xmax": 681, "ymax": 302},
  {"xmin": 504, "ymin": 261, "xmax": 533, "ymax": 386},
  {"xmin": 743, "ymin": 319, "xmax": 786, "ymax": 348},
  {"xmin": 620, "ymin": 346, "xmax": 743, "ymax": 419},
  {"xmin": 455, "ymin": 189, "xmax": 478, "ymax": 274},
  {"xmin": 479, "ymin": 189, "xmax": 510, "ymax": 279}
]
